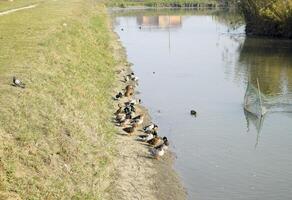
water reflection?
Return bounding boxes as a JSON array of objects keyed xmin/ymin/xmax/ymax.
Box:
[
  {"xmin": 238, "ymin": 38, "xmax": 292, "ymax": 96},
  {"xmin": 113, "ymin": 9, "xmax": 292, "ymax": 200},
  {"xmin": 137, "ymin": 16, "xmax": 182, "ymax": 29},
  {"xmin": 238, "ymin": 37, "xmax": 292, "ymax": 146},
  {"xmin": 244, "ymin": 109, "xmax": 265, "ymax": 148}
]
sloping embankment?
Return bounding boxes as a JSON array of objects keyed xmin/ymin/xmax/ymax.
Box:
[{"xmin": 0, "ymin": 0, "xmax": 118, "ymax": 199}]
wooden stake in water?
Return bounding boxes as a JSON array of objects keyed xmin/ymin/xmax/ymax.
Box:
[{"xmin": 257, "ymin": 78, "xmax": 264, "ymax": 116}]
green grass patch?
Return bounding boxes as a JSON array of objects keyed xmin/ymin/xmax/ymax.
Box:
[
  {"xmin": 0, "ymin": 0, "xmax": 42, "ymax": 12},
  {"xmin": 0, "ymin": 0, "xmax": 119, "ymax": 199}
]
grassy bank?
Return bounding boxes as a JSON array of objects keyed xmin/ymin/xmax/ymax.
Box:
[
  {"xmin": 0, "ymin": 0, "xmax": 42, "ymax": 12},
  {"xmin": 240, "ymin": 0, "xmax": 292, "ymax": 38},
  {"xmin": 0, "ymin": 0, "xmax": 119, "ymax": 199},
  {"xmin": 107, "ymin": 0, "xmax": 218, "ymax": 8}
]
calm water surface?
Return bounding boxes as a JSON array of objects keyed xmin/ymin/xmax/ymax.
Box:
[{"xmin": 113, "ymin": 9, "xmax": 292, "ymax": 200}]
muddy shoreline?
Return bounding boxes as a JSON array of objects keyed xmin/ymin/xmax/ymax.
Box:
[{"xmin": 107, "ymin": 13, "xmax": 187, "ymax": 200}]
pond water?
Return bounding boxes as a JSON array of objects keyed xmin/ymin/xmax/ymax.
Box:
[{"xmin": 112, "ymin": 8, "xmax": 292, "ymax": 200}]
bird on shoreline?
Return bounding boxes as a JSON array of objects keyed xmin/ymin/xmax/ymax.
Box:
[
  {"xmin": 137, "ymin": 131, "xmax": 157, "ymax": 142},
  {"xmin": 125, "ymin": 84, "xmax": 134, "ymax": 90},
  {"xmin": 12, "ymin": 76, "xmax": 25, "ymax": 88},
  {"xmin": 131, "ymin": 76, "xmax": 139, "ymax": 82},
  {"xmin": 150, "ymin": 139, "xmax": 169, "ymax": 159},
  {"xmin": 125, "ymin": 99, "xmax": 141, "ymax": 105},
  {"xmin": 124, "ymin": 73, "xmax": 134, "ymax": 82},
  {"xmin": 125, "ymin": 72, "xmax": 139, "ymax": 82},
  {"xmin": 119, "ymin": 118, "xmax": 131, "ymax": 127},
  {"xmin": 123, "ymin": 124, "xmax": 137, "ymax": 136},
  {"xmin": 124, "ymin": 102, "xmax": 136, "ymax": 114},
  {"xmin": 114, "ymin": 92, "xmax": 123, "ymax": 100},
  {"xmin": 114, "ymin": 104, "xmax": 123, "ymax": 115},
  {"xmin": 112, "ymin": 68, "xmax": 172, "ymax": 160},
  {"xmin": 125, "ymin": 112, "xmax": 132, "ymax": 119},
  {"xmin": 131, "ymin": 114, "xmax": 144, "ymax": 125},
  {"xmin": 116, "ymin": 113, "xmax": 126, "ymax": 123},
  {"xmin": 125, "ymin": 87, "xmax": 134, "ymax": 97},
  {"xmin": 154, "ymin": 139, "xmax": 169, "ymax": 151},
  {"xmin": 143, "ymin": 123, "xmax": 158, "ymax": 132},
  {"xmin": 147, "ymin": 136, "xmax": 168, "ymax": 146}
]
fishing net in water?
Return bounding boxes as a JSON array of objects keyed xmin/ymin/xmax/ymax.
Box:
[{"xmin": 244, "ymin": 79, "xmax": 292, "ymax": 117}]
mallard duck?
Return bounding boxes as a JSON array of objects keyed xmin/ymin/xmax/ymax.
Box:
[
  {"xmin": 124, "ymin": 88, "xmax": 134, "ymax": 97},
  {"xmin": 12, "ymin": 76, "xmax": 25, "ymax": 88},
  {"xmin": 124, "ymin": 106, "xmax": 131, "ymax": 114},
  {"xmin": 143, "ymin": 124, "xmax": 158, "ymax": 132},
  {"xmin": 128, "ymin": 72, "xmax": 135, "ymax": 78},
  {"xmin": 131, "ymin": 99, "xmax": 141, "ymax": 105},
  {"xmin": 114, "ymin": 104, "xmax": 123, "ymax": 115},
  {"xmin": 114, "ymin": 92, "xmax": 123, "ymax": 100},
  {"xmin": 147, "ymin": 136, "xmax": 167, "ymax": 146},
  {"xmin": 116, "ymin": 113, "xmax": 126, "ymax": 123},
  {"xmin": 154, "ymin": 139, "xmax": 169, "ymax": 151},
  {"xmin": 125, "ymin": 112, "xmax": 132, "ymax": 119},
  {"xmin": 124, "ymin": 76, "xmax": 130, "ymax": 82},
  {"xmin": 125, "ymin": 99, "xmax": 141, "ymax": 105},
  {"xmin": 125, "ymin": 85, "xmax": 134, "ymax": 91},
  {"xmin": 131, "ymin": 76, "xmax": 139, "ymax": 82},
  {"xmin": 137, "ymin": 131, "xmax": 157, "ymax": 142},
  {"xmin": 147, "ymin": 136, "xmax": 161, "ymax": 146},
  {"xmin": 190, "ymin": 110, "xmax": 197, "ymax": 116},
  {"xmin": 150, "ymin": 139, "xmax": 169, "ymax": 159},
  {"xmin": 124, "ymin": 104, "xmax": 135, "ymax": 114},
  {"xmin": 123, "ymin": 124, "xmax": 137, "ymax": 135},
  {"xmin": 131, "ymin": 114, "xmax": 144, "ymax": 125},
  {"xmin": 150, "ymin": 146, "xmax": 165, "ymax": 159},
  {"xmin": 119, "ymin": 118, "xmax": 131, "ymax": 127}
]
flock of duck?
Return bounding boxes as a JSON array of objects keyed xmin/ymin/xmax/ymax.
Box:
[
  {"xmin": 114, "ymin": 72, "xmax": 169, "ymax": 159},
  {"xmin": 11, "ymin": 72, "xmax": 177, "ymax": 159}
]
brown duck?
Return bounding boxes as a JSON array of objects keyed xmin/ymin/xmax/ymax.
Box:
[
  {"xmin": 123, "ymin": 124, "xmax": 137, "ymax": 136},
  {"xmin": 125, "ymin": 87, "xmax": 134, "ymax": 97},
  {"xmin": 125, "ymin": 85, "xmax": 134, "ymax": 90},
  {"xmin": 147, "ymin": 136, "xmax": 167, "ymax": 146},
  {"xmin": 114, "ymin": 104, "xmax": 123, "ymax": 115}
]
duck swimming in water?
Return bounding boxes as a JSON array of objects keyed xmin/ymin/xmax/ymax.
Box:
[{"xmin": 190, "ymin": 110, "xmax": 197, "ymax": 116}]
